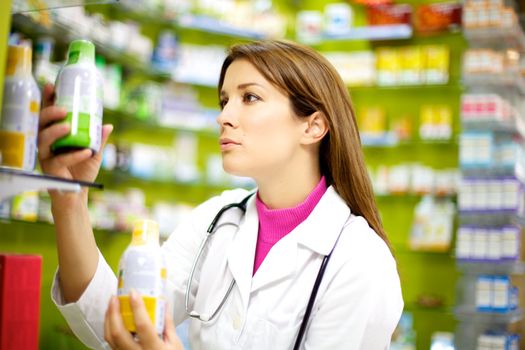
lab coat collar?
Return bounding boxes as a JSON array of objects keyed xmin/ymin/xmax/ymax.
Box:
[
  {"xmin": 295, "ymin": 186, "xmax": 351, "ymax": 256},
  {"xmin": 250, "ymin": 186, "xmax": 351, "ymax": 293}
]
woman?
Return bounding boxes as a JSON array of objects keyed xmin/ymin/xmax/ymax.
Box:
[{"xmin": 40, "ymin": 40, "xmax": 403, "ymax": 350}]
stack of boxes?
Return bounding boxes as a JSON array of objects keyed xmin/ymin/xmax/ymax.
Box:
[{"xmin": 455, "ymin": 0, "xmax": 525, "ymax": 347}]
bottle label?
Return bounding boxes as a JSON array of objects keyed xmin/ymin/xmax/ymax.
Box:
[{"xmin": 117, "ymin": 248, "xmax": 167, "ymax": 335}]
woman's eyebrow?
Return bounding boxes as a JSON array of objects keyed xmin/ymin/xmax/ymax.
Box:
[
  {"xmin": 220, "ymin": 82, "xmax": 265, "ymax": 97},
  {"xmin": 237, "ymin": 82, "xmax": 263, "ymax": 89}
]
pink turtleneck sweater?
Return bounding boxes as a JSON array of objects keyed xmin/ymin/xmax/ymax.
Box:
[{"xmin": 253, "ymin": 177, "xmax": 327, "ymax": 275}]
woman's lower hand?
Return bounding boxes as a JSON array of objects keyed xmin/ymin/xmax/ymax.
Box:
[{"xmin": 104, "ymin": 290, "xmax": 183, "ymax": 350}]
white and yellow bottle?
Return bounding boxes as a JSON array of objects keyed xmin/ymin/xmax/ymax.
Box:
[
  {"xmin": 117, "ymin": 220, "xmax": 167, "ymax": 335},
  {"xmin": 0, "ymin": 45, "xmax": 41, "ymax": 170}
]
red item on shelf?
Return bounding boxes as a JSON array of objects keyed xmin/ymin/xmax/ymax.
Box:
[
  {"xmin": 355, "ymin": 0, "xmax": 393, "ymax": 6},
  {"xmin": 414, "ymin": 3, "xmax": 462, "ymax": 34},
  {"xmin": 366, "ymin": 4, "xmax": 412, "ymax": 25},
  {"xmin": 0, "ymin": 254, "xmax": 42, "ymax": 350}
]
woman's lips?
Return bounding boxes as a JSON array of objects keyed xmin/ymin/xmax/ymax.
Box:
[{"xmin": 219, "ymin": 138, "xmax": 240, "ymax": 151}]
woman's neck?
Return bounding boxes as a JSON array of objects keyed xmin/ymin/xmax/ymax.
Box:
[{"xmin": 256, "ymin": 172, "xmax": 323, "ymax": 209}]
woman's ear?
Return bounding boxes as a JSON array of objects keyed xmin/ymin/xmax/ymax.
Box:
[{"xmin": 301, "ymin": 111, "xmax": 329, "ymax": 145}]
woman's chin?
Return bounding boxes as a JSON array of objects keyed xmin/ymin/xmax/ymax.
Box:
[{"xmin": 222, "ymin": 162, "xmax": 250, "ymax": 178}]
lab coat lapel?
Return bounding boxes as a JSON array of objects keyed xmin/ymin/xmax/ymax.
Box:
[
  {"xmin": 226, "ymin": 196, "xmax": 258, "ymax": 310},
  {"xmin": 250, "ymin": 233, "xmax": 297, "ymax": 293},
  {"xmin": 297, "ymin": 187, "xmax": 351, "ymax": 256},
  {"xmin": 251, "ymin": 187, "xmax": 350, "ymax": 293}
]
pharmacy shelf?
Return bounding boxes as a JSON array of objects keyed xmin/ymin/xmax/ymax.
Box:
[
  {"xmin": 10, "ymin": 14, "xmax": 170, "ymax": 81},
  {"xmin": 460, "ymin": 166, "xmax": 522, "ymax": 180},
  {"xmin": 349, "ymin": 82, "xmax": 462, "ymax": 93},
  {"xmin": 455, "ymin": 306, "xmax": 522, "ymax": 324},
  {"xmin": 463, "ymin": 26, "xmax": 525, "ymax": 52},
  {"xmin": 404, "ymin": 303, "xmax": 452, "ymax": 313},
  {"xmin": 457, "ymin": 261, "xmax": 525, "ymax": 275},
  {"xmin": 172, "ymin": 76, "xmax": 216, "ymax": 88},
  {"xmin": 361, "ymin": 132, "xmax": 398, "ymax": 147},
  {"xmin": 317, "ymin": 24, "xmax": 412, "ymax": 41},
  {"xmin": 0, "ymin": 217, "xmax": 128, "ymax": 235},
  {"xmin": 459, "ymin": 212, "xmax": 525, "ymax": 227},
  {"xmin": 114, "ymin": 6, "xmax": 268, "ymax": 40},
  {"xmin": 103, "ymin": 108, "xmax": 219, "ymax": 137},
  {"xmin": 0, "ymin": 166, "xmax": 102, "ymax": 201},
  {"xmin": 375, "ymin": 192, "xmax": 457, "ymax": 200},
  {"xmin": 98, "ymin": 169, "xmax": 255, "ymax": 191},
  {"xmin": 462, "ymin": 73, "xmax": 525, "ymax": 95},
  {"xmin": 393, "ymin": 243, "xmax": 453, "ymax": 255},
  {"xmin": 461, "ymin": 117, "xmax": 525, "ymax": 138},
  {"xmin": 11, "ymin": 0, "xmax": 118, "ymax": 13},
  {"xmin": 177, "ymin": 14, "xmax": 267, "ymax": 40},
  {"xmin": 363, "ymin": 137, "xmax": 458, "ymax": 148}
]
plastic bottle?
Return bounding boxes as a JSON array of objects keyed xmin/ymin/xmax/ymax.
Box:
[
  {"xmin": 117, "ymin": 220, "xmax": 167, "ymax": 336},
  {"xmin": 51, "ymin": 39, "xmax": 103, "ymax": 155},
  {"xmin": 0, "ymin": 45, "xmax": 41, "ymax": 170},
  {"xmin": 33, "ymin": 37, "xmax": 55, "ymax": 85}
]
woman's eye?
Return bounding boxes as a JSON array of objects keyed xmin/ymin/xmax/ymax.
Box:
[
  {"xmin": 219, "ymin": 99, "xmax": 228, "ymax": 109},
  {"xmin": 243, "ymin": 93, "xmax": 260, "ymax": 103}
]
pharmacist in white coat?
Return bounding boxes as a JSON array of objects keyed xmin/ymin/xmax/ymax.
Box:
[{"xmin": 40, "ymin": 40, "xmax": 403, "ymax": 350}]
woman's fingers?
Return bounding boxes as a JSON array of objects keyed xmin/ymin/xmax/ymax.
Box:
[
  {"xmin": 92, "ymin": 124, "xmax": 113, "ymax": 162},
  {"xmin": 163, "ymin": 305, "xmax": 183, "ymax": 349},
  {"xmin": 42, "ymin": 83, "xmax": 55, "ymax": 109},
  {"xmin": 104, "ymin": 297, "xmax": 117, "ymax": 349},
  {"xmin": 129, "ymin": 289, "xmax": 161, "ymax": 348},
  {"xmin": 104, "ymin": 295, "xmax": 140, "ymax": 350},
  {"xmin": 37, "ymin": 123, "xmax": 70, "ymax": 160},
  {"xmin": 46, "ymin": 149, "xmax": 93, "ymax": 170},
  {"xmin": 39, "ymin": 105, "xmax": 68, "ymax": 131}
]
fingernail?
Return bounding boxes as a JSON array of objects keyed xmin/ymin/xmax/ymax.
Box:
[
  {"xmin": 130, "ymin": 289, "xmax": 138, "ymax": 301},
  {"xmin": 109, "ymin": 295, "xmax": 117, "ymax": 308}
]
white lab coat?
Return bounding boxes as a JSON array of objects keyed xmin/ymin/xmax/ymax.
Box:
[{"xmin": 52, "ymin": 186, "xmax": 403, "ymax": 350}]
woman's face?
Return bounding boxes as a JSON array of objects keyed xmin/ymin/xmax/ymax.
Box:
[{"xmin": 217, "ymin": 59, "xmax": 306, "ymax": 180}]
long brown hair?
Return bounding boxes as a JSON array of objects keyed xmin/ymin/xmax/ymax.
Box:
[{"xmin": 218, "ymin": 40, "xmax": 391, "ymax": 250}]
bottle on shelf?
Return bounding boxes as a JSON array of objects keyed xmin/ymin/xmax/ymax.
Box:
[{"xmin": 0, "ymin": 45, "xmax": 41, "ymax": 171}]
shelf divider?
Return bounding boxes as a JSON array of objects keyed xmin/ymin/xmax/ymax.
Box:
[
  {"xmin": 0, "ymin": 166, "xmax": 102, "ymax": 201},
  {"xmin": 12, "ymin": 0, "xmax": 119, "ymax": 13}
]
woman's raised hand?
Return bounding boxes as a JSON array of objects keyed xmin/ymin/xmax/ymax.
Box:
[{"xmin": 37, "ymin": 83, "xmax": 113, "ymax": 187}]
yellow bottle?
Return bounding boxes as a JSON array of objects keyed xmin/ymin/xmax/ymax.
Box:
[
  {"xmin": 117, "ymin": 220, "xmax": 167, "ymax": 335},
  {"xmin": 0, "ymin": 45, "xmax": 41, "ymax": 170}
]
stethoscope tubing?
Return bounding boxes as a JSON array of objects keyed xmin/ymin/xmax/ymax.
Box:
[{"xmin": 185, "ymin": 194, "xmax": 253, "ymax": 321}]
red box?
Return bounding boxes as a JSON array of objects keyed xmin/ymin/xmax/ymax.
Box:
[
  {"xmin": 367, "ymin": 4, "xmax": 413, "ymax": 25},
  {"xmin": 415, "ymin": 3, "xmax": 462, "ymax": 34},
  {"xmin": 0, "ymin": 255, "xmax": 42, "ymax": 350}
]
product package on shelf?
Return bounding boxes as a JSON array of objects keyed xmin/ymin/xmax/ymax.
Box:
[{"xmin": 0, "ymin": 254, "xmax": 42, "ymax": 350}]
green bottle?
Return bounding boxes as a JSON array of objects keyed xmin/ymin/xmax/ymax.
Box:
[{"xmin": 51, "ymin": 40, "xmax": 103, "ymax": 154}]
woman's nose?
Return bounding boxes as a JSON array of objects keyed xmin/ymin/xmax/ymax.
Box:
[{"xmin": 216, "ymin": 102, "xmax": 237, "ymax": 128}]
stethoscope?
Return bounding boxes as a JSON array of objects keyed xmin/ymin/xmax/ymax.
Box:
[{"xmin": 185, "ymin": 193, "xmax": 347, "ymax": 350}]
